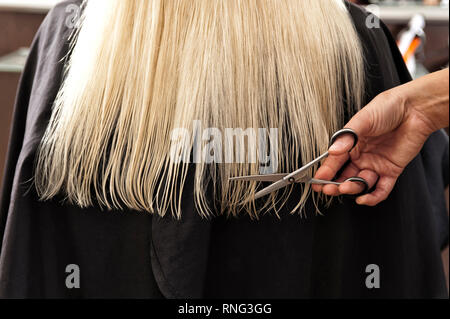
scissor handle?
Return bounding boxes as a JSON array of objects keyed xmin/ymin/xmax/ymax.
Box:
[
  {"xmin": 344, "ymin": 177, "xmax": 369, "ymax": 196},
  {"xmin": 310, "ymin": 176, "xmax": 370, "ymax": 195},
  {"xmin": 330, "ymin": 128, "xmax": 359, "ymax": 151}
]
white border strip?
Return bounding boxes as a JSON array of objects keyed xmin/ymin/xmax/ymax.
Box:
[
  {"xmin": 0, "ymin": 2, "xmax": 448, "ymax": 20},
  {"xmin": 0, "ymin": 0, "xmax": 61, "ymax": 13},
  {"xmin": 366, "ymin": 5, "xmax": 449, "ymax": 23}
]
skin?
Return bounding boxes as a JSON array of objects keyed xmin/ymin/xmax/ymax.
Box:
[{"xmin": 312, "ymin": 68, "xmax": 449, "ymax": 206}]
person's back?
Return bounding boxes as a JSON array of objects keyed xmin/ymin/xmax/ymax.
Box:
[
  {"xmin": 35, "ymin": 0, "xmax": 364, "ymax": 218},
  {"xmin": 0, "ymin": 0, "xmax": 447, "ymax": 298}
]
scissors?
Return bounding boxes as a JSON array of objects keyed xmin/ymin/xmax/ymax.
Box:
[{"xmin": 229, "ymin": 128, "xmax": 369, "ymax": 200}]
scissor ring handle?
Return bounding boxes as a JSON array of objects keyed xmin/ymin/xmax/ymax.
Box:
[
  {"xmin": 344, "ymin": 177, "xmax": 370, "ymax": 196},
  {"xmin": 330, "ymin": 128, "xmax": 359, "ymax": 150}
]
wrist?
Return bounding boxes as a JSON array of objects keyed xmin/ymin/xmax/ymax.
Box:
[
  {"xmin": 404, "ymin": 69, "xmax": 449, "ymax": 133},
  {"xmin": 400, "ymin": 82, "xmax": 446, "ymax": 136}
]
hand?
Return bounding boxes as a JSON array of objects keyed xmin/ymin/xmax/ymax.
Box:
[{"xmin": 312, "ymin": 69, "xmax": 449, "ymax": 206}]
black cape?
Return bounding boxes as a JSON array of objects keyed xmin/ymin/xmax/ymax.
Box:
[{"xmin": 0, "ymin": 1, "xmax": 448, "ymax": 298}]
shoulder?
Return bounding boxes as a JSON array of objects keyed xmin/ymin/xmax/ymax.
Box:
[
  {"xmin": 30, "ymin": 0, "xmax": 83, "ymax": 70},
  {"xmin": 37, "ymin": 0, "xmax": 83, "ymax": 44},
  {"xmin": 344, "ymin": 1, "xmax": 411, "ymax": 91},
  {"xmin": 345, "ymin": 1, "xmax": 388, "ymax": 44},
  {"xmin": 11, "ymin": 1, "xmax": 84, "ymax": 169},
  {"xmin": 48, "ymin": 0, "xmax": 83, "ymax": 21},
  {"xmin": 345, "ymin": 1, "xmax": 371, "ymax": 21}
]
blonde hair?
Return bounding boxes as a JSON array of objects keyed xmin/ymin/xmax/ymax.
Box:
[{"xmin": 35, "ymin": 0, "xmax": 364, "ymax": 218}]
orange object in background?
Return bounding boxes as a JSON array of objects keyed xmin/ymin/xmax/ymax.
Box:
[
  {"xmin": 397, "ymin": 14, "xmax": 426, "ymax": 77},
  {"xmin": 403, "ymin": 37, "xmax": 423, "ymax": 63}
]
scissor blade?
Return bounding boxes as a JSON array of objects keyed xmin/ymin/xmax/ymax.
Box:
[
  {"xmin": 291, "ymin": 172, "xmax": 310, "ymax": 183},
  {"xmin": 254, "ymin": 179, "xmax": 291, "ymax": 200},
  {"xmin": 229, "ymin": 174, "xmax": 288, "ymax": 182},
  {"xmin": 283, "ymin": 152, "xmax": 330, "ymax": 183}
]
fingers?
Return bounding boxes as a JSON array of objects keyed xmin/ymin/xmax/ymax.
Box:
[
  {"xmin": 311, "ymin": 152, "xmax": 349, "ymax": 193},
  {"xmin": 320, "ymin": 167, "xmax": 378, "ymax": 197},
  {"xmin": 338, "ymin": 169, "xmax": 378, "ymax": 195},
  {"xmin": 321, "ymin": 184, "xmax": 340, "ymax": 196},
  {"xmin": 328, "ymin": 134, "xmax": 355, "ymax": 155},
  {"xmin": 312, "ymin": 165, "xmax": 396, "ymax": 207},
  {"xmin": 320, "ymin": 162, "xmax": 360, "ymax": 196},
  {"xmin": 355, "ymin": 176, "xmax": 396, "ymax": 206}
]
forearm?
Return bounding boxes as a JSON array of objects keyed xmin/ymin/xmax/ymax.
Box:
[{"xmin": 400, "ymin": 68, "xmax": 449, "ymax": 134}]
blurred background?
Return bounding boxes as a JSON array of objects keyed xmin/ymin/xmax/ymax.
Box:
[{"xmin": 0, "ymin": 0, "xmax": 448, "ymax": 292}]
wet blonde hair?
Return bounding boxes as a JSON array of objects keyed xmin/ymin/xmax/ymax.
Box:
[{"xmin": 35, "ymin": 0, "xmax": 364, "ymax": 218}]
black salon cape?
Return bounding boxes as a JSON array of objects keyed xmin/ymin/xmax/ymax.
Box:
[{"xmin": 0, "ymin": 1, "xmax": 448, "ymax": 299}]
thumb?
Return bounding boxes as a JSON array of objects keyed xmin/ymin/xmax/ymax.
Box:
[
  {"xmin": 329, "ymin": 101, "xmax": 375, "ymax": 156},
  {"xmin": 329, "ymin": 134, "xmax": 355, "ymax": 155},
  {"xmin": 344, "ymin": 106, "xmax": 374, "ymax": 138}
]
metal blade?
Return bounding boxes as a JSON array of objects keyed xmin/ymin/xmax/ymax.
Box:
[
  {"xmin": 283, "ymin": 151, "xmax": 329, "ymax": 183},
  {"xmin": 254, "ymin": 178, "xmax": 291, "ymax": 200},
  {"xmin": 229, "ymin": 174, "xmax": 288, "ymax": 183},
  {"xmin": 252, "ymin": 152, "xmax": 330, "ymax": 199},
  {"xmin": 292, "ymin": 171, "xmax": 311, "ymax": 183}
]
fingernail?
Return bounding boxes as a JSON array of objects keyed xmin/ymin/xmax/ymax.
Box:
[{"xmin": 329, "ymin": 140, "xmax": 344, "ymax": 153}]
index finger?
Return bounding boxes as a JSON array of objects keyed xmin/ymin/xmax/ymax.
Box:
[{"xmin": 311, "ymin": 152, "xmax": 349, "ymax": 192}]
